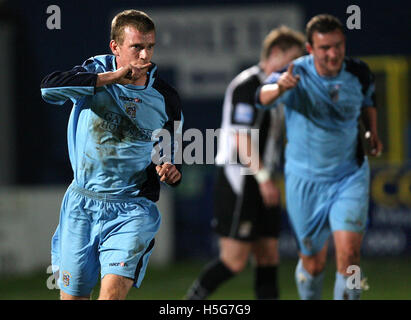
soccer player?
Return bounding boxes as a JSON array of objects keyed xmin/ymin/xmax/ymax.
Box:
[
  {"xmin": 256, "ymin": 14, "xmax": 383, "ymax": 300},
  {"xmin": 185, "ymin": 26, "xmax": 305, "ymax": 300},
  {"xmin": 40, "ymin": 10, "xmax": 183, "ymax": 300}
]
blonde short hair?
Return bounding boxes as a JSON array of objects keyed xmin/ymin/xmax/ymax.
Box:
[
  {"xmin": 260, "ymin": 26, "xmax": 305, "ymax": 62},
  {"xmin": 110, "ymin": 10, "xmax": 155, "ymax": 44}
]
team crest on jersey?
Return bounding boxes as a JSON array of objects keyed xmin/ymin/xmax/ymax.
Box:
[
  {"xmin": 124, "ymin": 102, "xmax": 137, "ymax": 119},
  {"xmin": 329, "ymin": 84, "xmax": 341, "ymax": 102},
  {"xmin": 62, "ymin": 271, "xmax": 71, "ymax": 287}
]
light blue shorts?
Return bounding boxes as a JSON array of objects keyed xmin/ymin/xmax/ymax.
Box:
[
  {"xmin": 285, "ymin": 161, "xmax": 370, "ymax": 256},
  {"xmin": 51, "ymin": 183, "xmax": 161, "ymax": 297}
]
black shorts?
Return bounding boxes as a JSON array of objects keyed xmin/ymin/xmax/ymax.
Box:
[{"xmin": 212, "ymin": 167, "xmax": 282, "ymax": 241}]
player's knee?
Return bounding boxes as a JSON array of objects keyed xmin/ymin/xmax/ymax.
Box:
[
  {"xmin": 220, "ymin": 247, "xmax": 250, "ymax": 273},
  {"xmin": 221, "ymin": 256, "xmax": 248, "ymax": 273},
  {"xmin": 302, "ymin": 258, "xmax": 326, "ymax": 276},
  {"xmin": 98, "ymin": 274, "xmax": 133, "ymax": 300},
  {"xmin": 60, "ymin": 291, "xmax": 90, "ymax": 300},
  {"xmin": 227, "ymin": 259, "xmax": 248, "ymax": 273},
  {"xmin": 252, "ymin": 239, "xmax": 279, "ymax": 265},
  {"xmin": 98, "ymin": 290, "xmax": 122, "ymax": 300},
  {"xmin": 254, "ymin": 250, "xmax": 279, "ymax": 266},
  {"xmin": 98, "ymin": 285, "xmax": 128, "ymax": 300}
]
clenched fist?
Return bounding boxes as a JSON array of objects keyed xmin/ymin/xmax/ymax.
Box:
[{"xmin": 156, "ymin": 162, "xmax": 181, "ymax": 185}]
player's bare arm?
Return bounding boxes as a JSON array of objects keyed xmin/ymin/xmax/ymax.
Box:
[
  {"xmin": 259, "ymin": 63, "xmax": 300, "ymax": 105},
  {"xmin": 156, "ymin": 162, "xmax": 182, "ymax": 185},
  {"xmin": 236, "ymin": 132, "xmax": 280, "ymax": 207},
  {"xmin": 361, "ymin": 106, "xmax": 383, "ymax": 157}
]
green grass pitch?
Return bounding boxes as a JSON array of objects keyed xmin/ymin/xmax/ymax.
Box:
[{"xmin": 0, "ymin": 257, "xmax": 410, "ymax": 300}]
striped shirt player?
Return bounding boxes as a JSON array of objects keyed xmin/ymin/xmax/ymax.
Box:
[
  {"xmin": 214, "ymin": 64, "xmax": 284, "ymax": 240},
  {"xmin": 41, "ymin": 54, "xmax": 183, "ymax": 297}
]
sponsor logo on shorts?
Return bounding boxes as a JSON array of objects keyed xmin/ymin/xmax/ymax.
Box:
[
  {"xmin": 238, "ymin": 221, "xmax": 252, "ymax": 237},
  {"xmin": 303, "ymin": 237, "xmax": 312, "ymax": 251},
  {"xmin": 62, "ymin": 271, "xmax": 71, "ymax": 287},
  {"xmin": 344, "ymin": 218, "xmax": 363, "ymax": 227},
  {"xmin": 109, "ymin": 262, "xmax": 128, "ymax": 267}
]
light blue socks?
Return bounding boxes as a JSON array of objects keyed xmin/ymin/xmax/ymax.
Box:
[
  {"xmin": 295, "ymin": 259, "xmax": 324, "ymax": 300},
  {"xmin": 295, "ymin": 259, "xmax": 363, "ymax": 300},
  {"xmin": 334, "ymin": 271, "xmax": 362, "ymax": 300}
]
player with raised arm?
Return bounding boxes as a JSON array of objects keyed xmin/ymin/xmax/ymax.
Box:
[
  {"xmin": 41, "ymin": 10, "xmax": 183, "ymax": 300},
  {"xmin": 256, "ymin": 14, "xmax": 382, "ymax": 300},
  {"xmin": 185, "ymin": 26, "xmax": 305, "ymax": 300}
]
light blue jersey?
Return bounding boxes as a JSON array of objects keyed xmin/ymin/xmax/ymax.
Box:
[
  {"xmin": 41, "ymin": 55, "xmax": 183, "ymax": 199},
  {"xmin": 256, "ymin": 55, "xmax": 375, "ymax": 255},
  {"xmin": 259, "ymin": 54, "xmax": 375, "ymax": 181}
]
